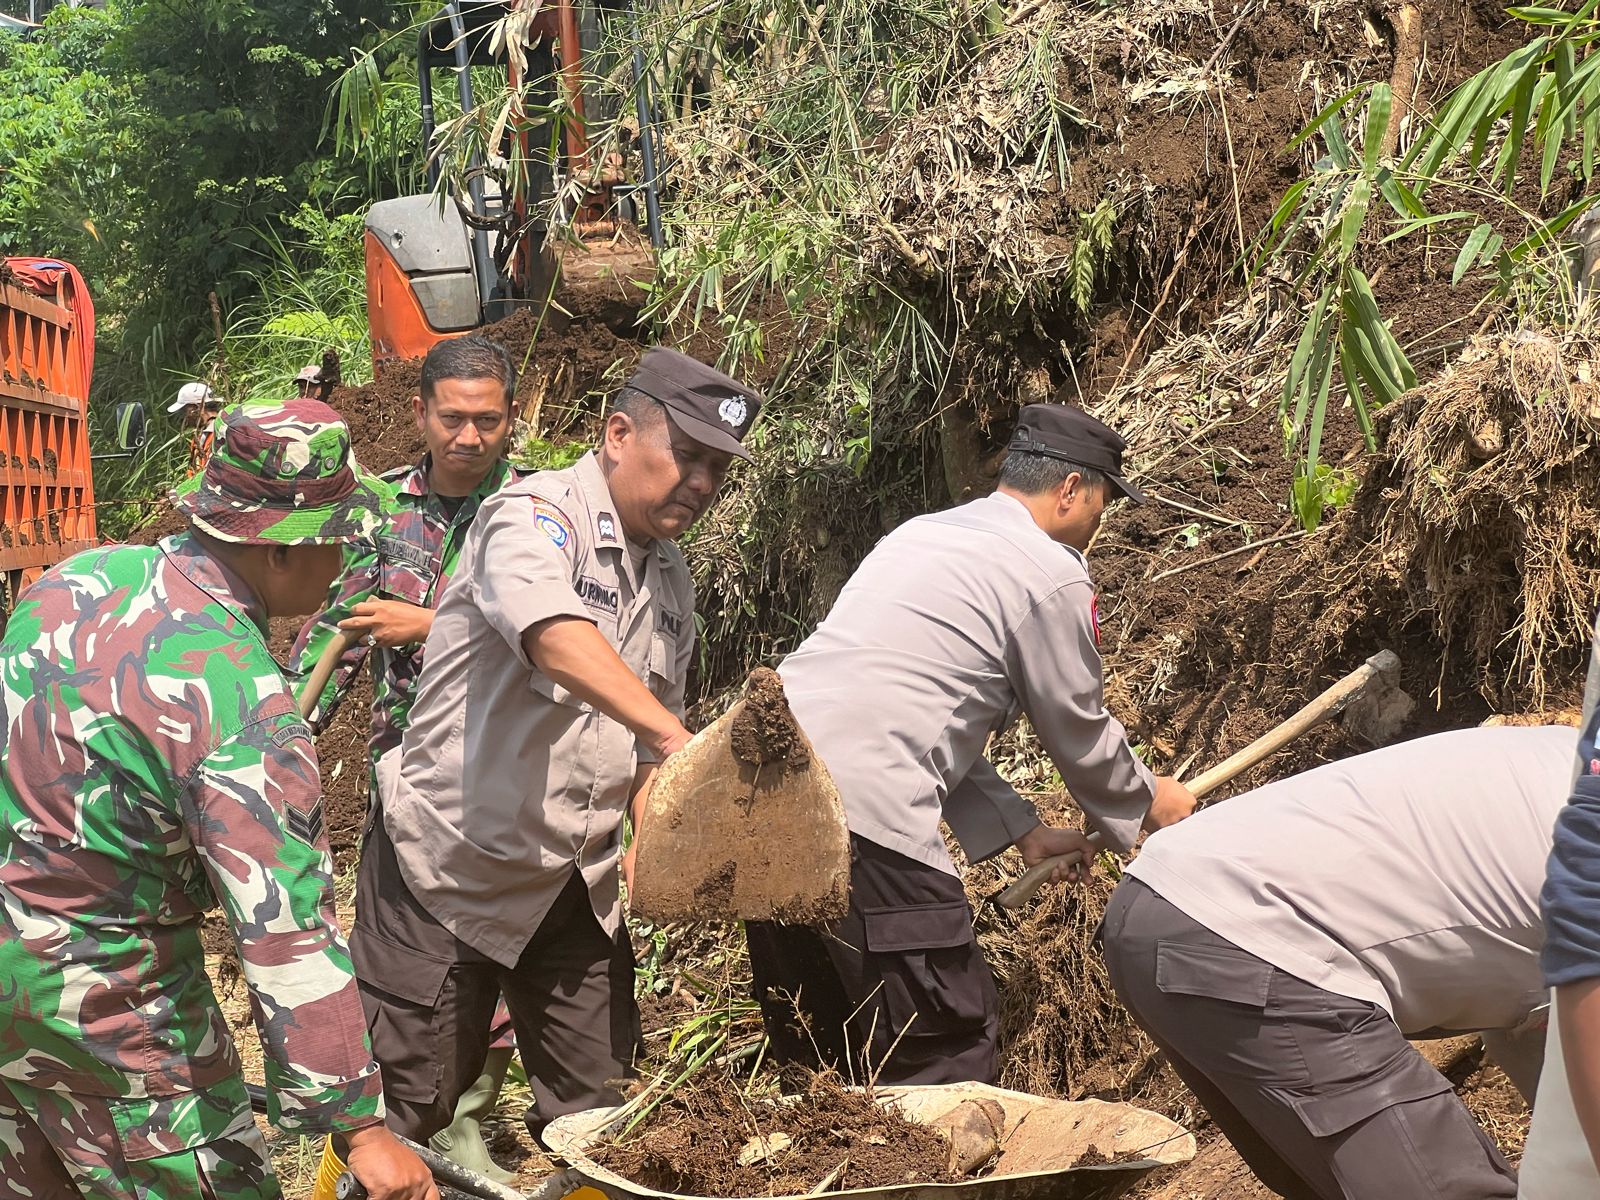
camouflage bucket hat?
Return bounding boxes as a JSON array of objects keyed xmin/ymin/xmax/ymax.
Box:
[{"xmin": 172, "ymin": 398, "xmax": 383, "ymax": 544}]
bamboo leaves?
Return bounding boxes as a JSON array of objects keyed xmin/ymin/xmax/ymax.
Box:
[
  {"xmin": 1070, "ymin": 199, "xmax": 1117, "ymax": 312},
  {"xmin": 1262, "ymin": 4, "xmax": 1600, "ymax": 530},
  {"xmin": 1281, "ymin": 267, "xmax": 1412, "ymax": 530},
  {"xmin": 1265, "ymin": 83, "xmax": 1414, "ymax": 530},
  {"xmin": 1452, "ymin": 222, "xmax": 1498, "ymax": 284}
]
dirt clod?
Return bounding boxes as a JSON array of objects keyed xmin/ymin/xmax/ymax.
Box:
[
  {"xmin": 593, "ymin": 1072, "xmax": 953, "ymax": 1196},
  {"xmin": 729, "ymin": 667, "xmax": 810, "ymax": 769}
]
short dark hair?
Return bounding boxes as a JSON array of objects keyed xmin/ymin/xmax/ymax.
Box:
[
  {"xmin": 419, "ymin": 334, "xmax": 516, "ymax": 408},
  {"xmin": 607, "ymin": 384, "xmax": 667, "ymax": 430},
  {"xmin": 998, "ymin": 448, "xmax": 1109, "ymax": 496}
]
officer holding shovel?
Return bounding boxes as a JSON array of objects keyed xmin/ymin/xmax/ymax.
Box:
[
  {"xmin": 745, "ymin": 403, "xmax": 1196, "ymax": 1086},
  {"xmin": 1103, "ymin": 724, "xmax": 1573, "ymax": 1200},
  {"xmin": 352, "ymin": 348, "xmax": 761, "ymax": 1146}
]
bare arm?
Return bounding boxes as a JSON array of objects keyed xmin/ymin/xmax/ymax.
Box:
[
  {"xmin": 622, "ymin": 761, "xmax": 659, "ymax": 892},
  {"xmin": 522, "ymin": 616, "xmax": 691, "ymax": 760},
  {"xmin": 1558, "ymin": 980, "xmax": 1600, "ymax": 1173}
]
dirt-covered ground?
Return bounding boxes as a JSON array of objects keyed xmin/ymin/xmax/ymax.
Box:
[{"xmin": 143, "ymin": 0, "xmax": 1600, "ymax": 1190}]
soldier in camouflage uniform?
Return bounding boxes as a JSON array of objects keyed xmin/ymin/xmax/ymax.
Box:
[
  {"xmin": 291, "ymin": 335, "xmax": 526, "ymax": 1182},
  {"xmin": 0, "ymin": 400, "xmax": 435, "ymax": 1200},
  {"xmin": 293, "ymin": 335, "xmax": 529, "ymax": 777}
]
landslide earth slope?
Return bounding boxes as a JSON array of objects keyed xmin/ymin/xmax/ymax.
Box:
[{"xmin": 137, "ymin": 0, "xmax": 1583, "ymax": 1185}]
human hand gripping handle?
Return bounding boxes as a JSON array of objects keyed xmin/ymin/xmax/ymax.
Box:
[
  {"xmin": 996, "ymin": 775, "xmax": 1193, "ymax": 910},
  {"xmin": 998, "ymin": 650, "xmax": 1403, "ymax": 909},
  {"xmin": 342, "ymin": 1125, "xmax": 438, "ymax": 1200},
  {"xmin": 338, "ymin": 599, "xmax": 434, "ymax": 649}
]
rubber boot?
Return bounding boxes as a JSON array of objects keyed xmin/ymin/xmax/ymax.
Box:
[{"xmin": 431, "ymin": 1046, "xmax": 516, "ymax": 1184}]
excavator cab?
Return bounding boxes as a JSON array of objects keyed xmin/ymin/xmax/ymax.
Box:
[{"xmin": 365, "ymin": 0, "xmax": 602, "ymax": 369}]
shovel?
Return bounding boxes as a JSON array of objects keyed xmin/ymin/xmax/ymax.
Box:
[
  {"xmin": 629, "ymin": 667, "xmax": 851, "ymax": 924},
  {"xmin": 296, "ymin": 629, "xmax": 359, "ymax": 720},
  {"xmin": 997, "ymin": 649, "xmax": 1410, "ymax": 910}
]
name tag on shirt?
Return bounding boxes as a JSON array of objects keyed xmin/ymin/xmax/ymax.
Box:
[{"xmin": 578, "ymin": 575, "xmax": 620, "ymax": 616}]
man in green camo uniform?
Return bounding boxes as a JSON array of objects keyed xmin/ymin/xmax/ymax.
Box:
[
  {"xmin": 0, "ymin": 400, "xmax": 435, "ymax": 1200},
  {"xmin": 292, "ymin": 335, "xmax": 527, "ymax": 1182}
]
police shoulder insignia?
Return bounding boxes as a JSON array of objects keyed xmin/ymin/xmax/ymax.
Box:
[
  {"xmin": 1090, "ymin": 593, "xmax": 1101, "ymax": 646},
  {"xmin": 531, "ymin": 499, "xmax": 576, "ymax": 550}
]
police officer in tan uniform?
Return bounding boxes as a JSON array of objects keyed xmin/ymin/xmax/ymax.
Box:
[
  {"xmin": 747, "ymin": 404, "xmax": 1196, "ymax": 1085},
  {"xmin": 351, "ymin": 348, "xmax": 760, "ymax": 1143}
]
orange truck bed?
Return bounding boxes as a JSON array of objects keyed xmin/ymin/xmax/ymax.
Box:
[{"xmin": 0, "ymin": 259, "xmax": 97, "ymax": 606}]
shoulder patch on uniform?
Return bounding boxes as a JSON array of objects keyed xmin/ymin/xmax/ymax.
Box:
[
  {"xmin": 270, "ymin": 722, "xmax": 310, "ymax": 750},
  {"xmin": 531, "ymin": 499, "xmax": 576, "ymax": 550},
  {"xmin": 597, "ymin": 512, "xmax": 618, "ymax": 543},
  {"xmin": 284, "ymin": 798, "xmax": 326, "ymax": 847},
  {"xmin": 1090, "ymin": 593, "xmax": 1101, "ymax": 647}
]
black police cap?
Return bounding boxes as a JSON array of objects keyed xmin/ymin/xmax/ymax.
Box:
[
  {"xmin": 1006, "ymin": 404, "xmax": 1146, "ymax": 503},
  {"xmin": 626, "ymin": 347, "xmax": 763, "ymax": 461}
]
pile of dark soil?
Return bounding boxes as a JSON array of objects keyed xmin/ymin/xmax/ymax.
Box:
[
  {"xmin": 128, "ymin": 504, "xmax": 187, "ymax": 546},
  {"xmin": 323, "ymin": 242, "xmax": 757, "ymax": 479},
  {"xmin": 592, "ymin": 1072, "xmax": 952, "ymax": 1197},
  {"xmin": 1092, "ymin": 329, "xmax": 1600, "ymax": 798}
]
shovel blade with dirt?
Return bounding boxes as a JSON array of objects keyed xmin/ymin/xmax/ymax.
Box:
[{"xmin": 630, "ymin": 667, "xmax": 851, "ymax": 924}]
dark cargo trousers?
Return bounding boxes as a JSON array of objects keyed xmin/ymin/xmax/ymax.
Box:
[
  {"xmin": 351, "ymin": 816, "xmax": 640, "ymax": 1144},
  {"xmin": 1102, "ymin": 878, "xmax": 1518, "ymax": 1200},
  {"xmin": 745, "ymin": 835, "xmax": 999, "ymax": 1085}
]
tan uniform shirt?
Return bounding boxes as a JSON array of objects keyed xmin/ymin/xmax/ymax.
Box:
[
  {"xmin": 380, "ymin": 451, "xmax": 694, "ymax": 967},
  {"xmin": 1127, "ymin": 725, "xmax": 1576, "ymax": 1035},
  {"xmin": 778, "ymin": 490, "xmax": 1156, "ymax": 875}
]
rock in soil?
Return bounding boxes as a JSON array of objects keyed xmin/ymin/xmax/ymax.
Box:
[{"xmin": 591, "ymin": 1071, "xmax": 953, "ymax": 1196}]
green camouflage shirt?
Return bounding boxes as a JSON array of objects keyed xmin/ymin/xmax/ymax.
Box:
[
  {"xmin": 0, "ymin": 533, "xmax": 384, "ymax": 1149},
  {"xmin": 293, "ymin": 455, "xmax": 525, "ymax": 768}
]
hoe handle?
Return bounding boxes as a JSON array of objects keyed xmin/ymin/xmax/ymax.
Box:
[
  {"xmin": 297, "ymin": 629, "xmax": 359, "ymax": 721},
  {"xmin": 997, "ymin": 650, "xmax": 1401, "ymax": 910}
]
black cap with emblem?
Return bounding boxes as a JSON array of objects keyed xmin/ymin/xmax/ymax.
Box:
[
  {"xmin": 626, "ymin": 347, "xmax": 764, "ymax": 462},
  {"xmin": 1007, "ymin": 404, "xmax": 1146, "ymax": 503}
]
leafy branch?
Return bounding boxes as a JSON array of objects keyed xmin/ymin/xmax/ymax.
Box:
[{"xmin": 1257, "ymin": 0, "xmax": 1600, "ymax": 528}]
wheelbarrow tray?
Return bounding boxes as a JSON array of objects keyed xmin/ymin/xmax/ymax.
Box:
[{"xmin": 543, "ymin": 1081, "xmax": 1194, "ymax": 1200}]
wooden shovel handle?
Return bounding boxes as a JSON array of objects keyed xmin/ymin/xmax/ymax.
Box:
[
  {"xmin": 996, "ymin": 650, "xmax": 1401, "ymax": 910},
  {"xmin": 297, "ymin": 629, "xmax": 358, "ymax": 720}
]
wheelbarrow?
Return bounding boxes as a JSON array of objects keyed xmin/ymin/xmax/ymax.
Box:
[{"xmin": 318, "ymin": 1082, "xmax": 1194, "ymax": 1200}]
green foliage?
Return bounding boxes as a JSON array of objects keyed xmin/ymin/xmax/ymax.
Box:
[
  {"xmin": 514, "ymin": 435, "xmax": 588, "ymax": 473},
  {"xmin": 96, "ymin": 199, "xmax": 375, "ymax": 540},
  {"xmin": 2, "ymin": 1, "xmax": 422, "ymax": 536},
  {"xmin": 0, "ymin": 8, "xmax": 125, "ymax": 261},
  {"xmin": 1259, "ymin": 3, "xmax": 1600, "ymax": 528},
  {"xmin": 1070, "ymin": 199, "xmax": 1117, "ymax": 313},
  {"xmin": 224, "ymin": 202, "xmax": 373, "ymax": 401},
  {"xmin": 327, "ymin": 34, "xmax": 435, "ymax": 201},
  {"xmin": 1289, "ymin": 462, "xmax": 1360, "ymax": 533},
  {"xmin": 1, "ymin": 1, "xmax": 402, "ymax": 406},
  {"xmin": 1404, "ymin": 0, "xmax": 1600, "ymax": 198}
]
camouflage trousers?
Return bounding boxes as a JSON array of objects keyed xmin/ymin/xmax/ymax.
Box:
[{"xmin": 0, "ymin": 1075, "xmax": 280, "ymax": 1200}]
